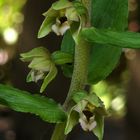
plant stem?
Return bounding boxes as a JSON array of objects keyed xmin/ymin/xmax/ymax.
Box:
[
  {"xmin": 51, "ymin": 37, "xmax": 90, "ymax": 140},
  {"xmin": 51, "ymin": 1, "xmax": 91, "ymax": 140},
  {"xmin": 64, "ymin": 39, "xmax": 90, "ymax": 108}
]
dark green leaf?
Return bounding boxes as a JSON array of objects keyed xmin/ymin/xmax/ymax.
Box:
[
  {"xmin": 88, "ymin": 45, "xmax": 122, "ymax": 84},
  {"xmin": 61, "ymin": 64, "xmax": 73, "ymax": 78},
  {"xmin": 0, "ymin": 84, "xmax": 66, "ymax": 123},
  {"xmin": 61, "ymin": 30, "xmax": 75, "ymax": 54},
  {"xmin": 82, "ymin": 27, "xmax": 140, "ymax": 49},
  {"xmin": 60, "ymin": 30, "xmax": 75, "ymax": 77},
  {"xmin": 88, "ymin": 0, "xmax": 128, "ymax": 84},
  {"xmin": 91, "ymin": 0, "xmax": 128, "ymax": 30}
]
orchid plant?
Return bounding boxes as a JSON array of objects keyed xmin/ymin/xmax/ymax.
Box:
[{"xmin": 1, "ymin": 0, "xmax": 140, "ymax": 140}]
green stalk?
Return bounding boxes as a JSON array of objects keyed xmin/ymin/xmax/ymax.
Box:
[
  {"xmin": 51, "ymin": 1, "xmax": 91, "ymax": 140},
  {"xmin": 64, "ymin": 38, "xmax": 90, "ymax": 108},
  {"xmin": 51, "ymin": 37, "xmax": 90, "ymax": 140}
]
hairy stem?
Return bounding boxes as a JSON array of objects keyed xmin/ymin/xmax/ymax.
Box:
[
  {"xmin": 64, "ymin": 39, "xmax": 90, "ymax": 108},
  {"xmin": 51, "ymin": 1, "xmax": 91, "ymax": 140},
  {"xmin": 51, "ymin": 37, "xmax": 90, "ymax": 140}
]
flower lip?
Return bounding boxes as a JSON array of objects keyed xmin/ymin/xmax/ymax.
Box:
[
  {"xmin": 59, "ymin": 16, "xmax": 68, "ymax": 24},
  {"xmin": 82, "ymin": 110, "xmax": 94, "ymax": 121}
]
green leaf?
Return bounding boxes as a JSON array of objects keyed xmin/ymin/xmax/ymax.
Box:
[
  {"xmin": 60, "ymin": 30, "xmax": 75, "ymax": 77},
  {"xmin": 82, "ymin": 27, "xmax": 140, "ymax": 49},
  {"xmin": 88, "ymin": 0, "xmax": 128, "ymax": 84},
  {"xmin": 40, "ymin": 64, "xmax": 58, "ymax": 93},
  {"xmin": 93, "ymin": 115, "xmax": 104, "ymax": 140},
  {"xmin": 91, "ymin": 0, "xmax": 128, "ymax": 30},
  {"xmin": 61, "ymin": 64, "xmax": 73, "ymax": 78},
  {"xmin": 51, "ymin": 51, "xmax": 73, "ymax": 65},
  {"xmin": 0, "ymin": 84, "xmax": 66, "ymax": 123},
  {"xmin": 88, "ymin": 45, "xmax": 122, "ymax": 84},
  {"xmin": 61, "ymin": 30, "xmax": 75, "ymax": 55}
]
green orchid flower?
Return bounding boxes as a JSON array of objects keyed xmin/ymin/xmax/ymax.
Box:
[
  {"xmin": 20, "ymin": 47, "xmax": 57, "ymax": 93},
  {"xmin": 65, "ymin": 91, "xmax": 107, "ymax": 140},
  {"xmin": 74, "ymin": 100, "xmax": 97, "ymax": 131},
  {"xmin": 38, "ymin": 0, "xmax": 88, "ymax": 38}
]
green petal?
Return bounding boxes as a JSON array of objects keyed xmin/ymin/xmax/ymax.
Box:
[
  {"xmin": 43, "ymin": 8, "xmax": 58, "ymax": 17},
  {"xmin": 93, "ymin": 115, "xmax": 104, "ymax": 140},
  {"xmin": 52, "ymin": 0, "xmax": 72, "ymax": 10},
  {"xmin": 28, "ymin": 58, "xmax": 51, "ymax": 71},
  {"xmin": 40, "ymin": 64, "xmax": 58, "ymax": 93},
  {"xmin": 38, "ymin": 16, "xmax": 56, "ymax": 38},
  {"xmin": 20, "ymin": 47, "xmax": 50, "ymax": 62},
  {"xmin": 65, "ymin": 106, "xmax": 79, "ymax": 134}
]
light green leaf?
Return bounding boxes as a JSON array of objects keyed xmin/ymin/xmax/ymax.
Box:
[
  {"xmin": 93, "ymin": 115, "xmax": 104, "ymax": 140},
  {"xmin": 88, "ymin": 45, "xmax": 122, "ymax": 84},
  {"xmin": 51, "ymin": 51, "xmax": 73, "ymax": 65},
  {"xmin": 82, "ymin": 27, "xmax": 140, "ymax": 49},
  {"xmin": 0, "ymin": 84, "xmax": 67, "ymax": 123},
  {"xmin": 88, "ymin": 0, "xmax": 128, "ymax": 84},
  {"xmin": 40, "ymin": 64, "xmax": 58, "ymax": 93}
]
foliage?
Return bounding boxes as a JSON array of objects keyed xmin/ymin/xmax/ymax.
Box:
[
  {"xmin": 1, "ymin": 0, "xmax": 140, "ymax": 140},
  {"xmin": 0, "ymin": 84, "xmax": 66, "ymax": 123}
]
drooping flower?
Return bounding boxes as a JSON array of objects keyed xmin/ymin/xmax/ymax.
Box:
[
  {"xmin": 74, "ymin": 100, "xmax": 98, "ymax": 131},
  {"xmin": 38, "ymin": 0, "xmax": 88, "ymax": 38},
  {"xmin": 20, "ymin": 47, "xmax": 57, "ymax": 93},
  {"xmin": 65, "ymin": 91, "xmax": 107, "ymax": 136}
]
